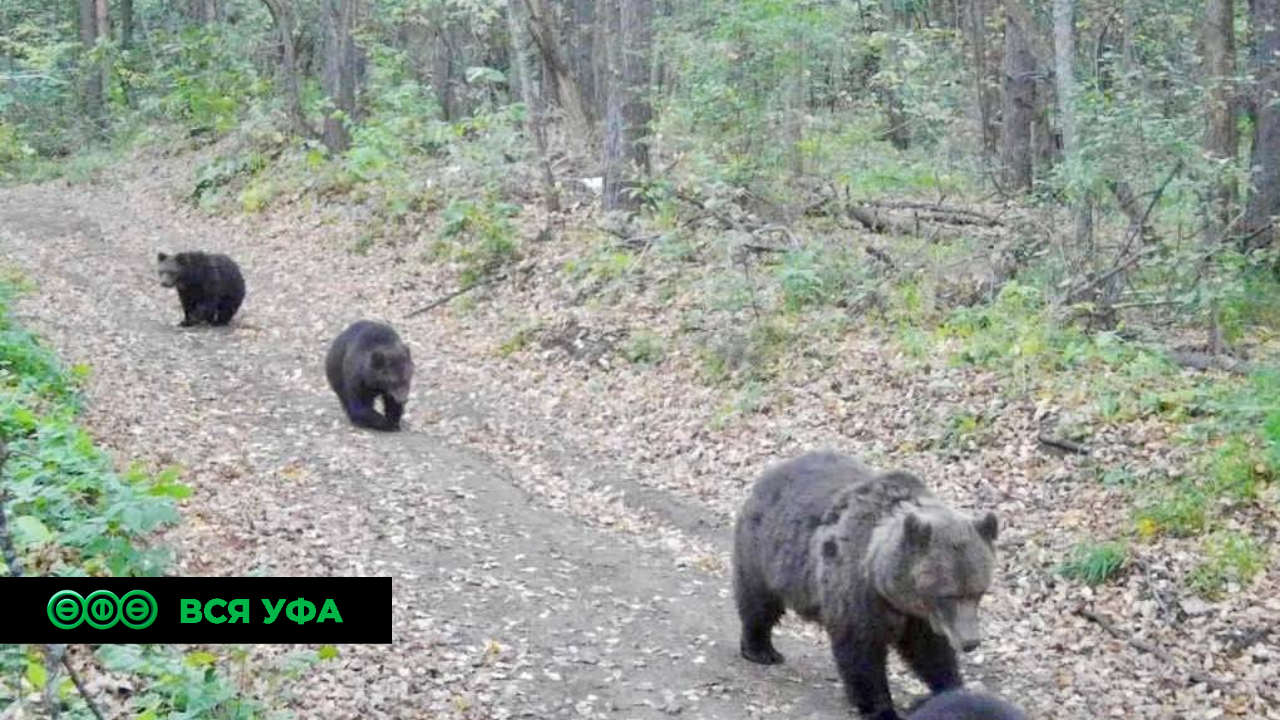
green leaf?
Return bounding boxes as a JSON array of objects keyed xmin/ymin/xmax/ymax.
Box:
[
  {"xmin": 318, "ymin": 644, "xmax": 340, "ymax": 661},
  {"xmin": 13, "ymin": 515, "xmax": 53, "ymax": 545},
  {"xmin": 26, "ymin": 659, "xmax": 47, "ymax": 688},
  {"xmin": 12, "ymin": 406, "xmax": 37, "ymax": 431},
  {"xmin": 184, "ymin": 651, "xmax": 217, "ymax": 668}
]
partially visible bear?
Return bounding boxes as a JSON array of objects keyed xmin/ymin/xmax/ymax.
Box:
[
  {"xmin": 733, "ymin": 451, "xmax": 999, "ymax": 720},
  {"xmin": 156, "ymin": 251, "xmax": 246, "ymax": 327},
  {"xmin": 325, "ymin": 320, "xmax": 414, "ymax": 431},
  {"xmin": 908, "ymin": 690, "xmax": 1027, "ymax": 720}
]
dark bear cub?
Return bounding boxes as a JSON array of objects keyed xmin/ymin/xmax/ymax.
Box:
[
  {"xmin": 156, "ymin": 251, "xmax": 246, "ymax": 327},
  {"xmin": 733, "ymin": 451, "xmax": 999, "ymax": 720},
  {"xmin": 326, "ymin": 320, "xmax": 414, "ymax": 431},
  {"xmin": 908, "ymin": 690, "xmax": 1027, "ymax": 720}
]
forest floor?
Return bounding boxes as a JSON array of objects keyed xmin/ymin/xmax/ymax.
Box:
[{"xmin": 0, "ymin": 147, "xmax": 1275, "ymax": 720}]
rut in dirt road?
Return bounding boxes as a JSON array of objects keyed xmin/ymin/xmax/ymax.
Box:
[{"xmin": 0, "ymin": 188, "xmax": 963, "ymax": 718}]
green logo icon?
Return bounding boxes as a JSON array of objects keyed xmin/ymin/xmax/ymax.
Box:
[{"xmin": 47, "ymin": 590, "xmax": 157, "ymax": 630}]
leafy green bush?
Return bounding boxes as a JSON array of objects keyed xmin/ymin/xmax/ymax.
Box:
[
  {"xmin": 0, "ymin": 276, "xmax": 332, "ymax": 718},
  {"xmin": 774, "ymin": 246, "xmax": 866, "ymax": 311},
  {"xmin": 155, "ymin": 26, "xmax": 264, "ymax": 134},
  {"xmin": 0, "ymin": 282, "xmax": 182, "ymax": 577},
  {"xmin": 438, "ymin": 195, "xmax": 521, "ymax": 286}
]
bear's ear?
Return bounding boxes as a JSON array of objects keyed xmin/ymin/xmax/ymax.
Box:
[
  {"xmin": 157, "ymin": 252, "xmax": 169, "ymax": 261},
  {"xmin": 974, "ymin": 512, "xmax": 998, "ymax": 543},
  {"xmin": 903, "ymin": 513, "xmax": 932, "ymax": 548}
]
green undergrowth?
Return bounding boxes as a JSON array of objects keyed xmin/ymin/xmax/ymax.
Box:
[
  {"xmin": 0, "ymin": 280, "xmax": 183, "ymax": 577},
  {"xmin": 1058, "ymin": 541, "xmax": 1128, "ymax": 586},
  {"xmin": 937, "ymin": 280, "xmax": 1278, "ymax": 595},
  {"xmin": 0, "ymin": 275, "xmax": 328, "ymax": 718}
]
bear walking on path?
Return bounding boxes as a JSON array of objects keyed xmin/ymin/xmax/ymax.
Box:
[
  {"xmin": 156, "ymin": 251, "xmax": 245, "ymax": 327},
  {"xmin": 733, "ymin": 451, "xmax": 999, "ymax": 720},
  {"xmin": 326, "ymin": 320, "xmax": 414, "ymax": 431}
]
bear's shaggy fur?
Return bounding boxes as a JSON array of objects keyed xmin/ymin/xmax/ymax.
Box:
[
  {"xmin": 733, "ymin": 451, "xmax": 999, "ymax": 720},
  {"xmin": 325, "ymin": 320, "xmax": 414, "ymax": 431},
  {"xmin": 908, "ymin": 690, "xmax": 1027, "ymax": 720},
  {"xmin": 156, "ymin": 251, "xmax": 245, "ymax": 327}
]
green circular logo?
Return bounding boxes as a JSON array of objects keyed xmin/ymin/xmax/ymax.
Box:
[
  {"xmin": 47, "ymin": 590, "xmax": 86, "ymax": 629},
  {"xmin": 119, "ymin": 590, "xmax": 158, "ymax": 629},
  {"xmin": 84, "ymin": 590, "xmax": 121, "ymax": 629}
]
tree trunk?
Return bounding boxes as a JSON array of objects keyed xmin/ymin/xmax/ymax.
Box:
[
  {"xmin": 601, "ymin": 0, "xmax": 654, "ymax": 213},
  {"xmin": 79, "ymin": 0, "xmax": 101, "ymax": 122},
  {"xmin": 523, "ymin": 0, "xmax": 596, "ymax": 136},
  {"xmin": 964, "ymin": 0, "xmax": 1000, "ymax": 160},
  {"xmin": 1053, "ymin": 0, "xmax": 1092, "ymax": 269},
  {"xmin": 1000, "ymin": 0, "xmax": 1036, "ymax": 192},
  {"xmin": 508, "ymin": 0, "xmax": 560, "ymax": 212},
  {"xmin": 429, "ymin": 6, "xmax": 456, "ymax": 121},
  {"xmin": 1244, "ymin": 0, "xmax": 1280, "ymax": 250},
  {"xmin": 1204, "ymin": 0, "xmax": 1239, "ymax": 245},
  {"xmin": 79, "ymin": 0, "xmax": 108, "ymax": 131},
  {"xmin": 260, "ymin": 0, "xmax": 311, "ymax": 138},
  {"xmin": 121, "ymin": 0, "xmax": 134, "ymax": 50},
  {"xmin": 784, "ymin": 39, "xmax": 807, "ymax": 176},
  {"xmin": 321, "ymin": 0, "xmax": 359, "ymax": 153},
  {"xmin": 878, "ymin": 0, "xmax": 911, "ymax": 149}
]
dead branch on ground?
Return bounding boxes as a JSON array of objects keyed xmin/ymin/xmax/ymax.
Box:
[{"xmin": 1075, "ymin": 605, "xmax": 1235, "ymax": 693}]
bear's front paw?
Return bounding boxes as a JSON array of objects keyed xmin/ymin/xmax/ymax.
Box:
[
  {"xmin": 865, "ymin": 710, "xmax": 900, "ymax": 720},
  {"xmin": 740, "ymin": 643, "xmax": 785, "ymax": 665}
]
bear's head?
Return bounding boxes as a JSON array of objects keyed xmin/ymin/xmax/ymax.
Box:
[
  {"xmin": 367, "ymin": 344, "xmax": 414, "ymax": 404},
  {"xmin": 156, "ymin": 252, "xmax": 182, "ymax": 288},
  {"xmin": 873, "ymin": 506, "xmax": 998, "ymax": 653}
]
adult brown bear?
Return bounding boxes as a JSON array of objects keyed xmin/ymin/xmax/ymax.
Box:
[{"xmin": 733, "ymin": 451, "xmax": 999, "ymax": 720}]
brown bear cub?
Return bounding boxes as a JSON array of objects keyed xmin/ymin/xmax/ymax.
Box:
[
  {"xmin": 156, "ymin": 251, "xmax": 245, "ymax": 327},
  {"xmin": 908, "ymin": 690, "xmax": 1027, "ymax": 720},
  {"xmin": 733, "ymin": 451, "xmax": 999, "ymax": 720},
  {"xmin": 325, "ymin": 320, "xmax": 414, "ymax": 431}
]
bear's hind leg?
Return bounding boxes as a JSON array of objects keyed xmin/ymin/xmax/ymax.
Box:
[
  {"xmin": 897, "ymin": 618, "xmax": 962, "ymax": 693},
  {"xmin": 832, "ymin": 630, "xmax": 899, "ymax": 720},
  {"xmin": 735, "ymin": 572, "xmax": 785, "ymax": 665}
]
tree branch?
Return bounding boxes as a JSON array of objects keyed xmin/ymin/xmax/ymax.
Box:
[{"xmin": 1074, "ymin": 605, "xmax": 1235, "ymax": 693}]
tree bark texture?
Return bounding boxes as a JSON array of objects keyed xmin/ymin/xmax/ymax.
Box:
[
  {"xmin": 1000, "ymin": 0, "xmax": 1036, "ymax": 192},
  {"xmin": 1244, "ymin": 0, "xmax": 1280, "ymax": 249},
  {"xmin": 1053, "ymin": 0, "xmax": 1093, "ymax": 266},
  {"xmin": 523, "ymin": 0, "xmax": 596, "ymax": 136},
  {"xmin": 260, "ymin": 0, "xmax": 312, "ymax": 138},
  {"xmin": 508, "ymin": 0, "xmax": 560, "ymax": 212},
  {"xmin": 1203, "ymin": 0, "xmax": 1239, "ymax": 244},
  {"xmin": 878, "ymin": 0, "xmax": 911, "ymax": 149},
  {"xmin": 964, "ymin": 0, "xmax": 1000, "ymax": 159},
  {"xmin": 321, "ymin": 0, "xmax": 359, "ymax": 153},
  {"xmin": 121, "ymin": 0, "xmax": 134, "ymax": 49},
  {"xmin": 602, "ymin": 0, "xmax": 654, "ymax": 213}
]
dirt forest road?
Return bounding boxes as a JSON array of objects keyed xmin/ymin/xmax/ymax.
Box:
[{"xmin": 0, "ymin": 180, "xmax": 931, "ymax": 718}]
